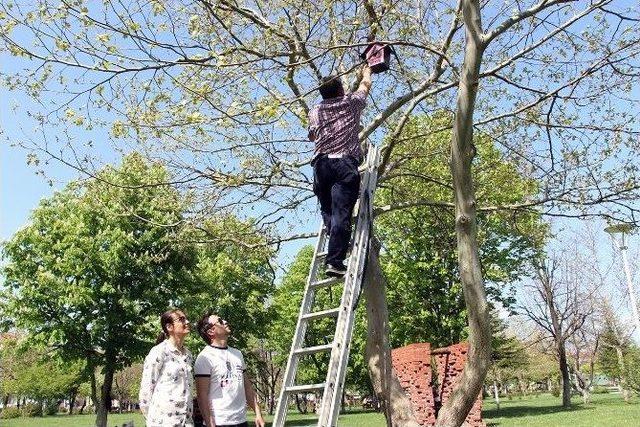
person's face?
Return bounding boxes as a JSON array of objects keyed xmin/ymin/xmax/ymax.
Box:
[
  {"xmin": 167, "ymin": 311, "xmax": 190, "ymax": 337},
  {"xmin": 208, "ymin": 314, "xmax": 231, "ymax": 339}
]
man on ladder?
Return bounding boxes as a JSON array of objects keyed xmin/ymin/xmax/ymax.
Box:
[{"xmin": 308, "ymin": 64, "xmax": 373, "ymax": 277}]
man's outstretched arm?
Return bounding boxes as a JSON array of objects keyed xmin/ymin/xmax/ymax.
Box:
[{"xmin": 358, "ymin": 64, "xmax": 372, "ymax": 95}]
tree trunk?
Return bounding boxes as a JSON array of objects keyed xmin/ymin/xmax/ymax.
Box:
[
  {"xmin": 558, "ymin": 344, "xmax": 571, "ymax": 408},
  {"xmin": 517, "ymin": 373, "xmax": 528, "ymax": 397},
  {"xmin": 69, "ymin": 392, "xmax": 77, "ymax": 415},
  {"xmin": 492, "ymin": 380, "xmax": 500, "ymax": 411},
  {"xmin": 363, "ymin": 237, "xmax": 420, "ymax": 427},
  {"xmin": 615, "ymin": 347, "xmax": 630, "ymax": 403},
  {"xmin": 294, "ymin": 394, "xmax": 308, "ymax": 414},
  {"xmin": 95, "ymin": 365, "xmax": 114, "ymax": 427},
  {"xmin": 436, "ymin": 1, "xmax": 491, "ymax": 426},
  {"xmin": 90, "ymin": 369, "xmax": 98, "ymax": 413}
]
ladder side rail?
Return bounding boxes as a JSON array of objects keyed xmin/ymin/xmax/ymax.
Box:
[
  {"xmin": 325, "ymin": 147, "xmax": 380, "ymax": 425},
  {"xmin": 273, "ymin": 223, "xmax": 328, "ymax": 426},
  {"xmin": 319, "ymin": 146, "xmax": 379, "ymax": 426},
  {"xmin": 317, "ymin": 164, "xmax": 371, "ymax": 425}
]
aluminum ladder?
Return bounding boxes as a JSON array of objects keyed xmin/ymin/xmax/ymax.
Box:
[{"xmin": 273, "ymin": 145, "xmax": 380, "ymax": 427}]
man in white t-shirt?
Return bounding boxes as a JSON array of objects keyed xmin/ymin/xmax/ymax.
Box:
[{"xmin": 195, "ymin": 312, "xmax": 265, "ymax": 427}]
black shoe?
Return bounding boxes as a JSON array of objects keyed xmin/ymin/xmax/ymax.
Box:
[{"xmin": 326, "ymin": 262, "xmax": 347, "ymax": 277}]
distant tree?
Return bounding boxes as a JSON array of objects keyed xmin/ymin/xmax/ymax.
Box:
[
  {"xmin": 112, "ymin": 364, "xmax": 142, "ymax": 413},
  {"xmin": 0, "ymin": 334, "xmax": 86, "ymax": 414},
  {"xmin": 597, "ymin": 302, "xmax": 635, "ymax": 402},
  {"xmin": 521, "ymin": 254, "xmax": 589, "ymax": 408},
  {"xmin": 485, "ymin": 312, "xmax": 529, "ymax": 409}
]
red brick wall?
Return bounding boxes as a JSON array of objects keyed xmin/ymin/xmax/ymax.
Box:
[
  {"xmin": 391, "ymin": 342, "xmax": 485, "ymax": 427},
  {"xmin": 390, "ymin": 343, "xmax": 436, "ymax": 426},
  {"xmin": 432, "ymin": 343, "xmax": 484, "ymax": 427}
]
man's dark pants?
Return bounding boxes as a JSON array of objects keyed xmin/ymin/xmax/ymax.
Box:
[{"xmin": 312, "ymin": 155, "xmax": 361, "ymax": 267}]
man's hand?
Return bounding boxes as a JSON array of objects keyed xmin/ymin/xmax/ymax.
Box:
[{"xmin": 254, "ymin": 414, "xmax": 266, "ymax": 427}]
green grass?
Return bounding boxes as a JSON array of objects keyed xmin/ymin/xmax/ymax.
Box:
[
  {"xmin": 0, "ymin": 408, "xmax": 384, "ymax": 427},
  {"xmin": 483, "ymin": 392, "xmax": 640, "ymax": 427},
  {"xmin": 1, "ymin": 394, "xmax": 638, "ymax": 426}
]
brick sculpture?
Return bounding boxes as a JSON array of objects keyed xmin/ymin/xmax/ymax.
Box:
[{"xmin": 391, "ymin": 342, "xmax": 485, "ymax": 427}]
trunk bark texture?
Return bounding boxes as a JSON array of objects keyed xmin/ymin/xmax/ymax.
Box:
[
  {"xmin": 436, "ymin": 1, "xmax": 491, "ymax": 425},
  {"xmin": 69, "ymin": 392, "xmax": 77, "ymax": 415},
  {"xmin": 615, "ymin": 347, "xmax": 630, "ymax": 402},
  {"xmin": 558, "ymin": 343, "xmax": 571, "ymax": 408},
  {"xmin": 364, "ymin": 237, "xmax": 420, "ymax": 427},
  {"xmin": 95, "ymin": 364, "xmax": 114, "ymax": 427},
  {"xmin": 90, "ymin": 370, "xmax": 98, "ymax": 412}
]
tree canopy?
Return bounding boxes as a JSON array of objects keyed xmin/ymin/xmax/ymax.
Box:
[{"xmin": 376, "ymin": 114, "xmax": 546, "ymax": 348}]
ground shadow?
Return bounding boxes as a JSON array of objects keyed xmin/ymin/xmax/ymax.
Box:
[{"xmin": 484, "ymin": 403, "xmax": 591, "ymax": 422}]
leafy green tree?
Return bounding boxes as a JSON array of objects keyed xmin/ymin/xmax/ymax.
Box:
[
  {"xmin": 1, "ymin": 153, "xmax": 199, "ymax": 427},
  {"xmin": 624, "ymin": 347, "xmax": 640, "ymax": 394},
  {"xmin": 112, "ymin": 364, "xmax": 142, "ymax": 412},
  {"xmin": 0, "ymin": 334, "xmax": 86, "ymax": 415},
  {"xmin": 377, "ymin": 114, "xmax": 546, "ymax": 348},
  {"xmin": 484, "ymin": 312, "xmax": 529, "ymax": 409},
  {"xmin": 183, "ymin": 215, "xmax": 275, "ymax": 353}
]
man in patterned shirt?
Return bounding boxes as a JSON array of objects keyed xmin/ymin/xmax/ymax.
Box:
[{"xmin": 308, "ymin": 65, "xmax": 372, "ymax": 276}]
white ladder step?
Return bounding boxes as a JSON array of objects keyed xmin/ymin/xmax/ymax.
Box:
[
  {"xmin": 285, "ymin": 383, "xmax": 326, "ymax": 393},
  {"xmin": 293, "ymin": 343, "xmax": 334, "ymax": 356},
  {"xmin": 311, "ymin": 277, "xmax": 343, "ymax": 289},
  {"xmin": 317, "ymin": 252, "xmax": 353, "ymax": 261},
  {"xmin": 302, "ymin": 307, "xmax": 341, "ymax": 321}
]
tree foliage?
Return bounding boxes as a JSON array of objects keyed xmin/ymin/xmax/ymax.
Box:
[
  {"xmin": 377, "ymin": 114, "xmax": 546, "ymax": 348},
  {"xmin": 0, "ymin": 334, "xmax": 86, "ymax": 405},
  {"xmin": 1, "ymin": 153, "xmax": 198, "ymax": 371}
]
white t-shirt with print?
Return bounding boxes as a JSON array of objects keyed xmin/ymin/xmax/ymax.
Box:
[{"xmin": 195, "ymin": 345, "xmax": 247, "ymax": 425}]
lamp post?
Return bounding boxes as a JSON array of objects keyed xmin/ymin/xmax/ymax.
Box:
[{"xmin": 605, "ymin": 223, "xmax": 640, "ymax": 337}]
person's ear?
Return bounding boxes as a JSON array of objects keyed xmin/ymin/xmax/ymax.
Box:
[{"xmin": 166, "ymin": 323, "xmax": 175, "ymax": 334}]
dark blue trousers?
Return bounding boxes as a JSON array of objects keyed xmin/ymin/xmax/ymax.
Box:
[{"xmin": 313, "ymin": 155, "xmax": 361, "ymax": 267}]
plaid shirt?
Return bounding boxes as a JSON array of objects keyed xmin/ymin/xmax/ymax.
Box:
[{"xmin": 308, "ymin": 90, "xmax": 367, "ymax": 161}]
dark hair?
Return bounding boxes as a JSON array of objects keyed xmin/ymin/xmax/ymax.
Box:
[
  {"xmin": 319, "ymin": 75, "xmax": 344, "ymax": 99},
  {"xmin": 155, "ymin": 309, "xmax": 182, "ymax": 345},
  {"xmin": 197, "ymin": 311, "xmax": 215, "ymax": 344}
]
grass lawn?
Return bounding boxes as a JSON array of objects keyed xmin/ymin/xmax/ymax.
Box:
[
  {"xmin": 0, "ymin": 408, "xmax": 385, "ymax": 427},
  {"xmin": 483, "ymin": 392, "xmax": 640, "ymax": 427},
  {"xmin": 1, "ymin": 393, "xmax": 638, "ymax": 426}
]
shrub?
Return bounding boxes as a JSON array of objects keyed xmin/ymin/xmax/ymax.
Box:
[
  {"xmin": 550, "ymin": 387, "xmax": 560, "ymax": 397},
  {"xmin": 44, "ymin": 400, "xmax": 59, "ymax": 415},
  {"xmin": 21, "ymin": 403, "xmax": 43, "ymax": 417},
  {"xmin": 0, "ymin": 407, "xmax": 22, "ymax": 419},
  {"xmin": 592, "ymin": 386, "xmax": 610, "ymax": 394}
]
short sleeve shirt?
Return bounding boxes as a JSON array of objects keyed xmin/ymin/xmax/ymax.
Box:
[
  {"xmin": 308, "ymin": 90, "xmax": 367, "ymax": 161},
  {"xmin": 194, "ymin": 345, "xmax": 247, "ymax": 425},
  {"xmin": 139, "ymin": 340, "xmax": 194, "ymax": 427}
]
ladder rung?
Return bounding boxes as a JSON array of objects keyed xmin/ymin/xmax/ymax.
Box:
[
  {"xmin": 302, "ymin": 307, "xmax": 341, "ymax": 321},
  {"xmin": 316, "ymin": 252, "xmax": 352, "ymax": 263},
  {"xmin": 311, "ymin": 277, "xmax": 343, "ymax": 289},
  {"xmin": 294, "ymin": 343, "xmax": 334, "ymax": 356},
  {"xmin": 286, "ymin": 383, "xmax": 326, "ymax": 393}
]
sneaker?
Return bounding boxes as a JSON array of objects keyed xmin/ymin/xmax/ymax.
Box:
[{"xmin": 326, "ymin": 262, "xmax": 347, "ymax": 277}]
